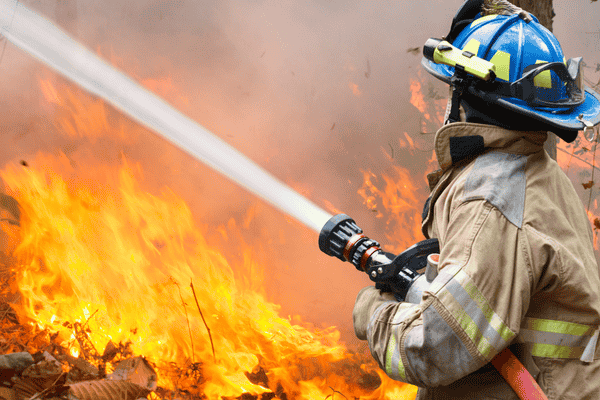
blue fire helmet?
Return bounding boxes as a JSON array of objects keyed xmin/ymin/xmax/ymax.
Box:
[{"xmin": 422, "ymin": 0, "xmax": 600, "ymax": 142}]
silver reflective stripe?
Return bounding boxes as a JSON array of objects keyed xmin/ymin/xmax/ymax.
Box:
[
  {"xmin": 427, "ymin": 264, "xmax": 461, "ymax": 295},
  {"xmin": 375, "ymin": 303, "xmax": 415, "ymax": 382},
  {"xmin": 519, "ymin": 317, "xmax": 598, "ymax": 360},
  {"xmin": 437, "ymin": 269, "xmax": 515, "ymax": 359},
  {"xmin": 581, "ymin": 328, "xmax": 600, "ymax": 362},
  {"xmin": 445, "ymin": 277, "xmax": 507, "ymax": 354},
  {"xmin": 520, "ymin": 328, "xmax": 590, "ymax": 349},
  {"xmin": 403, "ymin": 305, "xmax": 481, "ymax": 387}
]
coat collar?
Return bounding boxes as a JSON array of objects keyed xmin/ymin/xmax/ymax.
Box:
[{"xmin": 433, "ymin": 122, "xmax": 548, "ymax": 171}]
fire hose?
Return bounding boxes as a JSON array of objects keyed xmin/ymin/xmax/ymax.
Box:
[{"xmin": 0, "ymin": 1, "xmax": 546, "ymax": 398}]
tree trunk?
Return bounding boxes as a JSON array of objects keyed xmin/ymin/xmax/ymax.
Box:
[
  {"xmin": 510, "ymin": 0, "xmax": 554, "ymax": 31},
  {"xmin": 511, "ymin": 0, "xmax": 558, "ymax": 160}
]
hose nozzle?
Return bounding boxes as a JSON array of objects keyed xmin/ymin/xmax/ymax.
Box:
[
  {"xmin": 319, "ymin": 213, "xmax": 440, "ymax": 302},
  {"xmin": 318, "ymin": 214, "xmax": 382, "ymax": 271}
]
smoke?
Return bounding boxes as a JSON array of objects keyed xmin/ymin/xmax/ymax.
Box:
[{"xmin": 1, "ymin": 0, "xmax": 599, "ymax": 348}]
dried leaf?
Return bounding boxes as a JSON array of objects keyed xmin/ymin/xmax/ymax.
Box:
[
  {"xmin": 594, "ymin": 218, "xmax": 600, "ymax": 230},
  {"xmin": 481, "ymin": 0, "xmax": 524, "ymax": 16},
  {"xmin": 13, "ymin": 371, "xmax": 67, "ymax": 399},
  {"xmin": 21, "ymin": 352, "xmax": 62, "ymax": 379},
  {"xmin": 101, "ymin": 341, "xmax": 118, "ymax": 362},
  {"xmin": 59, "ymin": 354, "xmax": 98, "ymax": 381},
  {"xmin": 583, "ymin": 181, "xmax": 594, "ymax": 189},
  {"xmin": 245, "ymin": 365, "xmax": 268, "ymax": 387},
  {"xmin": 69, "ymin": 380, "xmax": 149, "ymax": 400},
  {"xmin": 0, "ymin": 387, "xmax": 18, "ymax": 400},
  {"xmin": 0, "ymin": 194, "xmax": 20, "ymax": 222},
  {"xmin": 108, "ymin": 357, "xmax": 157, "ymax": 391}
]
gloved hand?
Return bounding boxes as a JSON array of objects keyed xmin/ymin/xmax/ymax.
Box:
[{"xmin": 353, "ymin": 286, "xmax": 396, "ymax": 340}]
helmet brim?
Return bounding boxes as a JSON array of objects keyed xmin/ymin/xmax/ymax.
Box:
[{"xmin": 421, "ymin": 57, "xmax": 600, "ymax": 139}]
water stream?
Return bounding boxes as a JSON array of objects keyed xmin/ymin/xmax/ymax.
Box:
[{"xmin": 0, "ymin": 0, "xmax": 333, "ymax": 233}]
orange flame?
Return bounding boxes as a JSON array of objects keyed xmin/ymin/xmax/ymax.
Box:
[
  {"xmin": 557, "ymin": 139, "xmax": 600, "ymax": 253},
  {"xmin": 409, "ymin": 79, "xmax": 429, "ymax": 120},
  {"xmin": 587, "ymin": 210, "xmax": 599, "ymax": 251},
  {"xmin": 357, "ymin": 165, "xmax": 425, "ymax": 254},
  {"xmin": 398, "ymin": 132, "xmax": 416, "ymax": 152},
  {"xmin": 349, "ymin": 82, "xmax": 362, "ymax": 97},
  {"xmin": 1, "ymin": 78, "xmax": 419, "ymax": 399}
]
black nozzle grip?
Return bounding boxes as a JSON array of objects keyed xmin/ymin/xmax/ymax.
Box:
[{"xmin": 318, "ymin": 214, "xmax": 362, "ymax": 261}]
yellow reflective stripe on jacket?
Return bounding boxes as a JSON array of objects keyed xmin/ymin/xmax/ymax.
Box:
[
  {"xmin": 379, "ymin": 302, "xmax": 415, "ymax": 381},
  {"xmin": 520, "ymin": 317, "xmax": 598, "ymax": 359},
  {"xmin": 436, "ymin": 268, "xmax": 516, "ymax": 360},
  {"xmin": 523, "ymin": 317, "xmax": 593, "ymax": 336},
  {"xmin": 385, "ymin": 326, "xmax": 406, "ymax": 380}
]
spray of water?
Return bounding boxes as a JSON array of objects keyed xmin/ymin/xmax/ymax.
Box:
[{"xmin": 0, "ymin": 0, "xmax": 332, "ymax": 233}]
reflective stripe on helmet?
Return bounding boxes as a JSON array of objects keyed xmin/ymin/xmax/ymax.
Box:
[
  {"xmin": 520, "ymin": 317, "xmax": 598, "ymax": 360},
  {"xmin": 490, "ymin": 50, "xmax": 511, "ymax": 81},
  {"xmin": 463, "ymin": 38, "xmax": 481, "ymax": 56},
  {"xmin": 534, "ymin": 60, "xmax": 552, "ymax": 88},
  {"xmin": 470, "ymin": 14, "xmax": 498, "ymax": 28}
]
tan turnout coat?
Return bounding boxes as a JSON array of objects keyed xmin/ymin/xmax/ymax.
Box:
[{"xmin": 357, "ymin": 122, "xmax": 600, "ymax": 399}]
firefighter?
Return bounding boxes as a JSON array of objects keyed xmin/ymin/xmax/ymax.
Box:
[{"xmin": 352, "ymin": 0, "xmax": 600, "ymax": 398}]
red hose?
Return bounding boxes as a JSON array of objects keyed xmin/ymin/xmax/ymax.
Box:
[{"xmin": 490, "ymin": 348, "xmax": 548, "ymax": 400}]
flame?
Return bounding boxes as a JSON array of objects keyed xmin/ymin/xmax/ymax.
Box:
[
  {"xmin": 398, "ymin": 132, "xmax": 416, "ymax": 152},
  {"xmin": 409, "ymin": 79, "xmax": 429, "ymax": 120},
  {"xmin": 587, "ymin": 210, "xmax": 599, "ymax": 251},
  {"xmin": 409, "ymin": 72, "xmax": 448, "ymax": 132},
  {"xmin": 1, "ymin": 78, "xmax": 419, "ymax": 398},
  {"xmin": 557, "ymin": 138, "xmax": 600, "ymax": 252},
  {"xmin": 357, "ymin": 165, "xmax": 425, "ymax": 254},
  {"xmin": 349, "ymin": 82, "xmax": 362, "ymax": 97}
]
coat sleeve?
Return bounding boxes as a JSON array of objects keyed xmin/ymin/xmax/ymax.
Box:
[{"xmin": 364, "ymin": 199, "xmax": 533, "ymax": 387}]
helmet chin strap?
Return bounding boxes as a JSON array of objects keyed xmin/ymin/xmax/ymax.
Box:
[
  {"xmin": 443, "ymin": 86, "xmax": 454, "ymax": 125},
  {"xmin": 447, "ymin": 86, "xmax": 463, "ymax": 124},
  {"xmin": 444, "ymin": 86, "xmax": 467, "ymax": 125},
  {"xmin": 445, "ymin": 67, "xmax": 474, "ymax": 125}
]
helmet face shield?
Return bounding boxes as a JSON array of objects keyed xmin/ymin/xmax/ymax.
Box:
[{"xmin": 510, "ymin": 58, "xmax": 585, "ymax": 108}]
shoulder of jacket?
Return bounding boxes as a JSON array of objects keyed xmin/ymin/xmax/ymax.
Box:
[{"xmin": 461, "ymin": 150, "xmax": 528, "ymax": 228}]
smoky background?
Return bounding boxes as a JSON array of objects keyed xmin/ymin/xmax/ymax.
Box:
[{"xmin": 1, "ymin": 0, "xmax": 599, "ymax": 349}]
